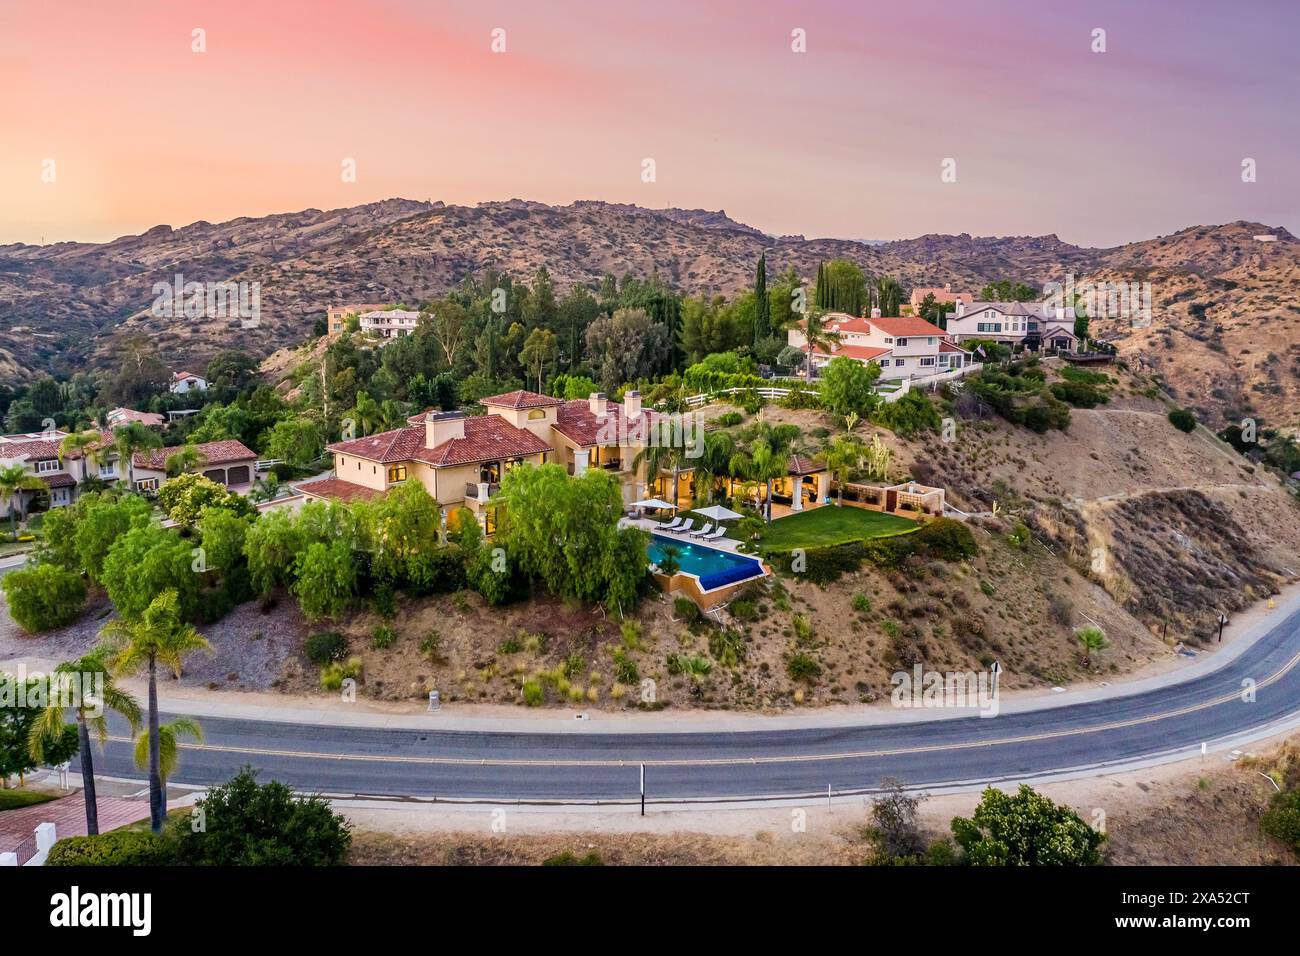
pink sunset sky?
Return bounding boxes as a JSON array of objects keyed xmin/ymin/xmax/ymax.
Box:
[{"xmin": 2, "ymin": 0, "xmax": 1297, "ymax": 247}]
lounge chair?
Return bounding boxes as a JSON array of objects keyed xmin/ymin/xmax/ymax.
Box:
[
  {"xmin": 702, "ymin": 526, "xmax": 728, "ymax": 542},
  {"xmin": 660, "ymin": 516, "xmax": 685, "ymax": 532},
  {"xmin": 689, "ymin": 522, "xmax": 714, "ymax": 539},
  {"xmin": 673, "ymin": 519, "xmax": 696, "ymax": 536}
]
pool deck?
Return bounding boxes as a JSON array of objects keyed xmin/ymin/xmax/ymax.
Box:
[{"xmin": 620, "ymin": 516, "xmax": 746, "ymax": 553}]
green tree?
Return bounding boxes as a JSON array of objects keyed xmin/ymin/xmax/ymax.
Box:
[
  {"xmin": 198, "ymin": 506, "xmax": 252, "ymax": 577},
  {"xmin": 156, "ymin": 472, "xmax": 252, "ymax": 528},
  {"xmin": 29, "ymin": 651, "xmax": 141, "ymax": 835},
  {"xmin": 164, "ymin": 443, "xmax": 208, "ymax": 478},
  {"xmin": 103, "ymin": 589, "xmax": 211, "ymax": 833},
  {"xmin": 244, "ymin": 508, "xmax": 307, "ymax": 595},
  {"xmin": 951, "ymin": 785, "xmax": 1105, "ymax": 865},
  {"xmin": 1, "ymin": 675, "xmax": 79, "ymax": 786},
  {"xmin": 74, "ymin": 494, "xmax": 152, "ymax": 584},
  {"xmin": 1075, "ymin": 625, "xmax": 1109, "ymax": 667},
  {"xmin": 820, "ymin": 356, "xmax": 881, "ymax": 419},
  {"xmin": 798, "ymin": 310, "xmax": 841, "ymax": 383},
  {"xmin": 132, "ymin": 717, "xmax": 202, "ymax": 789},
  {"xmin": 173, "ymin": 767, "xmax": 351, "ymax": 865},
  {"xmin": 112, "ymin": 421, "xmax": 163, "ymax": 489},
  {"xmin": 263, "ymin": 418, "xmax": 324, "ymax": 467},
  {"xmin": 753, "ymin": 253, "xmax": 770, "ymax": 346},
  {"xmin": 292, "ymin": 538, "xmax": 358, "ymax": 620},
  {"xmin": 519, "ymin": 327, "xmax": 559, "ymax": 392},
  {"xmin": 101, "ymin": 523, "xmax": 202, "ymax": 621},
  {"xmin": 822, "ymin": 434, "xmax": 866, "ymax": 506},
  {"xmin": 1, "ymin": 562, "xmax": 87, "ymax": 633}
]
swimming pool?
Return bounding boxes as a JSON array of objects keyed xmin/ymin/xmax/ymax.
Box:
[{"xmin": 647, "ymin": 534, "xmax": 766, "ymax": 592}]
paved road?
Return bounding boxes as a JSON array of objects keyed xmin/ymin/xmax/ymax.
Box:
[{"xmin": 90, "ymin": 604, "xmax": 1300, "ymax": 805}]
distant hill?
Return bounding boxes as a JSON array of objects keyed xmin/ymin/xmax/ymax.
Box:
[{"xmin": 1, "ymin": 200, "xmax": 1296, "ymax": 428}]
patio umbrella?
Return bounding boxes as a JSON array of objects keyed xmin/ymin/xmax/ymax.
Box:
[
  {"xmin": 631, "ymin": 498, "xmax": 676, "ymax": 510},
  {"xmin": 693, "ymin": 504, "xmax": 743, "ymax": 522}
]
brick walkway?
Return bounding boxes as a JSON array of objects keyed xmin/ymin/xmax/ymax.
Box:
[{"xmin": 0, "ymin": 793, "xmax": 148, "ymax": 862}]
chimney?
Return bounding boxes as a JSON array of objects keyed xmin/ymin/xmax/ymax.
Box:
[
  {"xmin": 870, "ymin": 307, "xmax": 882, "ymax": 319},
  {"xmin": 943, "ymin": 283, "xmax": 952, "ymax": 292},
  {"xmin": 424, "ymin": 410, "xmax": 465, "ymax": 448},
  {"xmin": 623, "ymin": 389, "xmax": 642, "ymax": 420},
  {"xmin": 955, "ymin": 301, "xmax": 966, "ymax": 317},
  {"xmin": 589, "ymin": 392, "xmax": 607, "ymax": 416}
]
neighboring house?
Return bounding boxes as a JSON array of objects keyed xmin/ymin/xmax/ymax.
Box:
[
  {"xmin": 788, "ymin": 311, "xmax": 973, "ymax": 380},
  {"xmin": 359, "ymin": 309, "xmax": 421, "ymax": 340},
  {"xmin": 105, "ymin": 407, "xmax": 165, "ymax": 429},
  {"xmin": 326, "ymin": 303, "xmax": 386, "ymax": 336},
  {"xmin": 297, "ymin": 389, "xmax": 665, "ymax": 524},
  {"xmin": 0, "ymin": 432, "xmax": 81, "ymax": 515},
  {"xmin": 170, "ymin": 371, "xmax": 208, "ymax": 394},
  {"xmin": 908, "ymin": 284, "xmax": 974, "ymax": 314},
  {"xmin": 944, "ymin": 301, "xmax": 1080, "ymax": 352},
  {"xmin": 131, "ymin": 439, "xmax": 258, "ymax": 492}
]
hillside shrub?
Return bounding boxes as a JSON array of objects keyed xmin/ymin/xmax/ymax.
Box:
[
  {"xmin": 1, "ymin": 562, "xmax": 87, "ymax": 633},
  {"xmin": 1168, "ymin": 407, "xmax": 1197, "ymax": 432},
  {"xmin": 305, "ymin": 631, "xmax": 348, "ymax": 664}
]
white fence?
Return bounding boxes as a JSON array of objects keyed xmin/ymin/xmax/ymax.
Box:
[
  {"xmin": 682, "ymin": 364, "xmax": 984, "ymax": 409},
  {"xmin": 682, "ymin": 386, "xmax": 815, "ymax": 408},
  {"xmin": 0, "ymin": 821, "xmax": 56, "ymax": 866}
]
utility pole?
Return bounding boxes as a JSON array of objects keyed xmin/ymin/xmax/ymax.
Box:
[
  {"xmin": 640, "ymin": 763, "xmax": 645, "ymax": 817},
  {"xmin": 1217, "ymin": 612, "xmax": 1228, "ymax": 643}
]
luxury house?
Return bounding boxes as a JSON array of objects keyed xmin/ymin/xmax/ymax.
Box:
[
  {"xmin": 788, "ymin": 311, "xmax": 973, "ymax": 380},
  {"xmin": 944, "ymin": 301, "xmax": 1080, "ymax": 351},
  {"xmin": 326, "ymin": 302, "xmax": 386, "ymax": 336},
  {"xmin": 0, "ymin": 431, "xmax": 78, "ymax": 516},
  {"xmin": 170, "ymin": 371, "xmax": 207, "ymax": 394},
  {"xmin": 130, "ymin": 439, "xmax": 258, "ymax": 492},
  {"xmin": 907, "ymin": 284, "xmax": 974, "ymax": 314},
  {"xmin": 359, "ymin": 309, "xmax": 421, "ymax": 340},
  {"xmin": 105, "ymin": 407, "xmax": 165, "ymax": 429},
  {"xmin": 298, "ymin": 389, "xmax": 675, "ymax": 523}
]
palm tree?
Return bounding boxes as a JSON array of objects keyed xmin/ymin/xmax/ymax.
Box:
[
  {"xmin": 1076, "ymin": 626, "xmax": 1109, "ymax": 667},
  {"xmin": 28, "ymin": 651, "xmax": 142, "ymax": 836},
  {"xmin": 633, "ymin": 442, "xmax": 685, "ymax": 509},
  {"xmin": 59, "ymin": 428, "xmax": 103, "ymax": 479},
  {"xmin": 102, "ymin": 589, "xmax": 210, "ymax": 833},
  {"xmin": 112, "ymin": 422, "xmax": 162, "ymax": 490},
  {"xmin": 164, "ymin": 444, "xmax": 208, "ymax": 478},
  {"xmin": 822, "ymin": 434, "xmax": 866, "ymax": 506},
  {"xmin": 800, "ymin": 309, "xmax": 841, "ymax": 383},
  {"xmin": 691, "ymin": 430, "xmax": 735, "ymax": 506},
  {"xmin": 132, "ymin": 718, "xmax": 203, "ymax": 799},
  {"xmin": 0, "ymin": 462, "xmax": 46, "ymax": 537}
]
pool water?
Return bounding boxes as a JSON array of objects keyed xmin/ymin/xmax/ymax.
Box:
[{"xmin": 647, "ymin": 534, "xmax": 765, "ymax": 592}]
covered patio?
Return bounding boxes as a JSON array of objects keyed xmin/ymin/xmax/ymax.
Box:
[{"xmin": 647, "ymin": 456, "xmax": 832, "ymax": 518}]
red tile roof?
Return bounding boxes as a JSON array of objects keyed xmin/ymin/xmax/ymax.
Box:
[
  {"xmin": 329, "ymin": 417, "xmax": 552, "ymax": 468},
  {"xmin": 295, "ymin": 476, "xmax": 384, "ymax": 503},
  {"xmin": 0, "ymin": 438, "xmax": 62, "ymax": 461},
  {"xmin": 787, "ymin": 455, "xmax": 825, "ymax": 475},
  {"xmin": 938, "ymin": 340, "xmax": 971, "ymax": 353},
  {"xmin": 812, "ymin": 343, "xmax": 892, "ymax": 361},
  {"xmin": 133, "ymin": 439, "xmax": 256, "ymax": 471},
  {"xmin": 553, "ymin": 400, "xmax": 661, "ymax": 447},
  {"xmin": 107, "ymin": 407, "xmax": 165, "ymax": 427},
  {"xmin": 479, "ymin": 389, "xmax": 563, "ymax": 410},
  {"xmin": 417, "ymin": 416, "xmax": 552, "ymax": 466},
  {"xmin": 39, "ymin": 472, "xmax": 77, "ymax": 489},
  {"xmin": 327, "ymin": 427, "xmax": 426, "ymax": 464}
]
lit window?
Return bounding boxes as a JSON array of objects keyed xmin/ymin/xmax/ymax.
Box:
[{"xmin": 387, "ymin": 464, "xmax": 408, "ymax": 483}]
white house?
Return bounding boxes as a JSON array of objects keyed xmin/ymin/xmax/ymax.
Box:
[
  {"xmin": 170, "ymin": 371, "xmax": 208, "ymax": 394},
  {"xmin": 0, "ymin": 432, "xmax": 80, "ymax": 515},
  {"xmin": 789, "ymin": 311, "xmax": 973, "ymax": 381},
  {"xmin": 359, "ymin": 309, "xmax": 421, "ymax": 340},
  {"xmin": 944, "ymin": 301, "xmax": 1080, "ymax": 352}
]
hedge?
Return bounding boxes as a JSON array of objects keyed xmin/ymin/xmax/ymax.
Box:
[{"xmin": 46, "ymin": 830, "xmax": 179, "ymax": 867}]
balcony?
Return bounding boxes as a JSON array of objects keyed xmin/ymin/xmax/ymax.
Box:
[{"xmin": 465, "ymin": 481, "xmax": 500, "ymax": 502}]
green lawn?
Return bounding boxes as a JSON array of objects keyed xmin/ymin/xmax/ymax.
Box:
[
  {"xmin": 0, "ymin": 789, "xmax": 58, "ymax": 812},
  {"xmin": 755, "ymin": 505, "xmax": 917, "ymax": 551}
]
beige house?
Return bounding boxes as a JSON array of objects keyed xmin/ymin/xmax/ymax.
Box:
[
  {"xmin": 326, "ymin": 303, "xmax": 386, "ymax": 336},
  {"xmin": 0, "ymin": 432, "xmax": 79, "ymax": 515},
  {"xmin": 298, "ymin": 389, "xmax": 663, "ymax": 523},
  {"xmin": 131, "ymin": 439, "xmax": 258, "ymax": 493}
]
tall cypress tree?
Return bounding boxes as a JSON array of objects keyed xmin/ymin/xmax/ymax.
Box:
[
  {"xmin": 753, "ymin": 253, "xmax": 770, "ymax": 346},
  {"xmin": 814, "ymin": 261, "xmax": 827, "ymax": 310}
]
